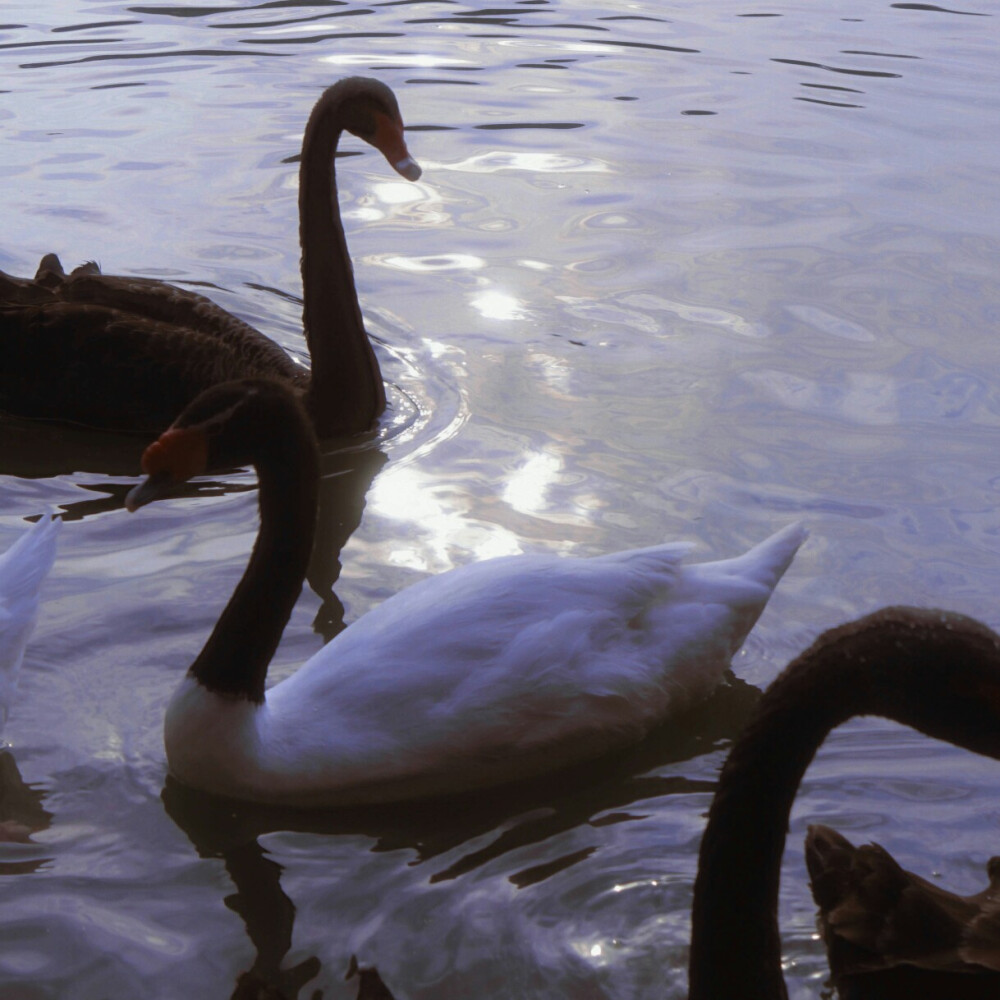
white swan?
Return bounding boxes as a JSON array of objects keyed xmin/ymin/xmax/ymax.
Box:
[
  {"xmin": 0, "ymin": 515, "xmax": 60, "ymax": 735},
  {"xmin": 126, "ymin": 379, "xmax": 806, "ymax": 806}
]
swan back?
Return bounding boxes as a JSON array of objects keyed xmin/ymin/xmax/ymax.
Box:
[{"xmin": 0, "ymin": 516, "xmax": 60, "ymax": 733}]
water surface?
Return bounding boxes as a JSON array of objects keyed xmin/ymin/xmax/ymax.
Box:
[{"xmin": 2, "ymin": 1, "xmax": 1000, "ymax": 997}]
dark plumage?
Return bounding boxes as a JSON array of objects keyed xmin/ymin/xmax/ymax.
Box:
[
  {"xmin": 805, "ymin": 824, "xmax": 1000, "ymax": 999},
  {"xmin": 688, "ymin": 606, "xmax": 1000, "ymax": 1000},
  {"xmin": 0, "ymin": 77, "xmax": 421, "ymax": 437}
]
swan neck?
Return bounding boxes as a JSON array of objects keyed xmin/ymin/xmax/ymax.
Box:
[
  {"xmin": 299, "ymin": 91, "xmax": 386, "ymax": 437},
  {"xmin": 688, "ymin": 667, "xmax": 847, "ymax": 1000},
  {"xmin": 188, "ymin": 430, "xmax": 318, "ymax": 704},
  {"xmin": 688, "ymin": 607, "xmax": 1000, "ymax": 1000}
]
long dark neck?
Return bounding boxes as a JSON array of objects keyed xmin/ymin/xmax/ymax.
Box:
[
  {"xmin": 688, "ymin": 607, "xmax": 1000, "ymax": 1000},
  {"xmin": 299, "ymin": 88, "xmax": 386, "ymax": 437},
  {"xmin": 188, "ymin": 425, "xmax": 319, "ymax": 704},
  {"xmin": 689, "ymin": 654, "xmax": 852, "ymax": 999}
]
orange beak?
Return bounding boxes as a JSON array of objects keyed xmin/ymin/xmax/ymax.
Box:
[{"xmin": 126, "ymin": 426, "xmax": 209, "ymax": 511}]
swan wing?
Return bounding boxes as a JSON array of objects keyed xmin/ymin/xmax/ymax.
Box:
[
  {"xmin": 1, "ymin": 258, "xmax": 303, "ymax": 432},
  {"xmin": 806, "ymin": 823, "xmax": 1000, "ymax": 977},
  {"xmin": 1, "ymin": 299, "xmax": 301, "ymax": 433},
  {"xmin": 262, "ymin": 526, "xmax": 804, "ymax": 792},
  {"xmin": 264, "ymin": 546, "xmax": 693, "ymax": 771}
]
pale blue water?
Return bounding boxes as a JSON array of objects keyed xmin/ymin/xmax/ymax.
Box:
[{"xmin": 1, "ymin": 1, "xmax": 999, "ymax": 997}]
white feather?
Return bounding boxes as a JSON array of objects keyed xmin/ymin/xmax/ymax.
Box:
[{"xmin": 0, "ymin": 515, "xmax": 60, "ymax": 735}]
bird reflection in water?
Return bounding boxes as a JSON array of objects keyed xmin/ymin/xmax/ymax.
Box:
[
  {"xmin": 0, "ymin": 750, "xmax": 52, "ymax": 875},
  {"xmin": 307, "ymin": 441, "xmax": 387, "ymax": 641}
]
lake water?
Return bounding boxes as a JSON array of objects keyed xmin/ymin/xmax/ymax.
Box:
[{"xmin": 2, "ymin": 1, "xmax": 1000, "ymax": 997}]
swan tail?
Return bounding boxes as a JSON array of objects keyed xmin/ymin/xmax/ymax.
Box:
[
  {"xmin": 663, "ymin": 522, "xmax": 807, "ymax": 629},
  {"xmin": 701, "ymin": 521, "xmax": 808, "ymax": 588},
  {"xmin": 597, "ymin": 523, "xmax": 806, "ymax": 620},
  {"xmin": 630, "ymin": 523, "xmax": 806, "ymax": 708}
]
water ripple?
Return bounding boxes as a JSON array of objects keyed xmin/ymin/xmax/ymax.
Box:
[
  {"xmin": 3, "ymin": 1, "xmax": 1000, "ymax": 997},
  {"xmin": 891, "ymin": 2, "xmax": 990, "ymax": 14},
  {"xmin": 772, "ymin": 56, "xmax": 903, "ymax": 79}
]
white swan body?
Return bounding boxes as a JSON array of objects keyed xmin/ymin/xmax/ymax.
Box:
[
  {"xmin": 0, "ymin": 515, "xmax": 60, "ymax": 735},
  {"xmin": 164, "ymin": 522, "xmax": 806, "ymax": 806}
]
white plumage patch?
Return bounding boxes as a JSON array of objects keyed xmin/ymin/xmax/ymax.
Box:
[{"xmin": 0, "ymin": 515, "xmax": 60, "ymax": 734}]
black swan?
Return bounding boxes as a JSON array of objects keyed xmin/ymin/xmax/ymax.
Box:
[
  {"xmin": 0, "ymin": 77, "xmax": 420, "ymax": 437},
  {"xmin": 689, "ymin": 606, "xmax": 1000, "ymax": 999}
]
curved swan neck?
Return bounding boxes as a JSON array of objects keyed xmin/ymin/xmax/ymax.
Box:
[
  {"xmin": 688, "ymin": 607, "xmax": 1000, "ymax": 1000},
  {"xmin": 299, "ymin": 84, "xmax": 387, "ymax": 437},
  {"xmin": 188, "ymin": 397, "xmax": 319, "ymax": 704}
]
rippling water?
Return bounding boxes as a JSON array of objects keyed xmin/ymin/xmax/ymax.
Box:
[{"xmin": 2, "ymin": 1, "xmax": 999, "ymax": 997}]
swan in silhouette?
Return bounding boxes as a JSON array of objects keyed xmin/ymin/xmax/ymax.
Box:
[
  {"xmin": 0, "ymin": 515, "xmax": 60, "ymax": 737},
  {"xmin": 0, "ymin": 77, "xmax": 421, "ymax": 437},
  {"xmin": 124, "ymin": 377, "xmax": 805, "ymax": 807},
  {"xmin": 689, "ymin": 606, "xmax": 1000, "ymax": 999}
]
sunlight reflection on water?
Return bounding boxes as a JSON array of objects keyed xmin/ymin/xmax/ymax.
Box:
[{"xmin": 2, "ymin": 0, "xmax": 1000, "ymax": 997}]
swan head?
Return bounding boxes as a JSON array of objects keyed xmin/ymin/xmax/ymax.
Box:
[
  {"xmin": 331, "ymin": 77, "xmax": 422, "ymax": 182},
  {"xmin": 125, "ymin": 379, "xmax": 315, "ymax": 511},
  {"xmin": 125, "ymin": 425, "xmax": 206, "ymax": 510}
]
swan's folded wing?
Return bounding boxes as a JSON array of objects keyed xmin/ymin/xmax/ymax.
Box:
[
  {"xmin": 61, "ymin": 271, "xmax": 301, "ymax": 371},
  {"xmin": 2, "ymin": 299, "xmax": 303, "ymax": 432},
  {"xmin": 273, "ymin": 544, "xmax": 744, "ymax": 775},
  {"xmin": 806, "ymin": 824, "xmax": 1000, "ymax": 976},
  {"xmin": 273, "ymin": 548, "xmax": 692, "ymax": 723}
]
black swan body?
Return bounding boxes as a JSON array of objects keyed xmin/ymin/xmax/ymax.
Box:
[
  {"xmin": 805, "ymin": 823, "xmax": 1000, "ymax": 999},
  {"xmin": 689, "ymin": 606, "xmax": 1000, "ymax": 999},
  {"xmin": 0, "ymin": 77, "xmax": 420, "ymax": 437}
]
